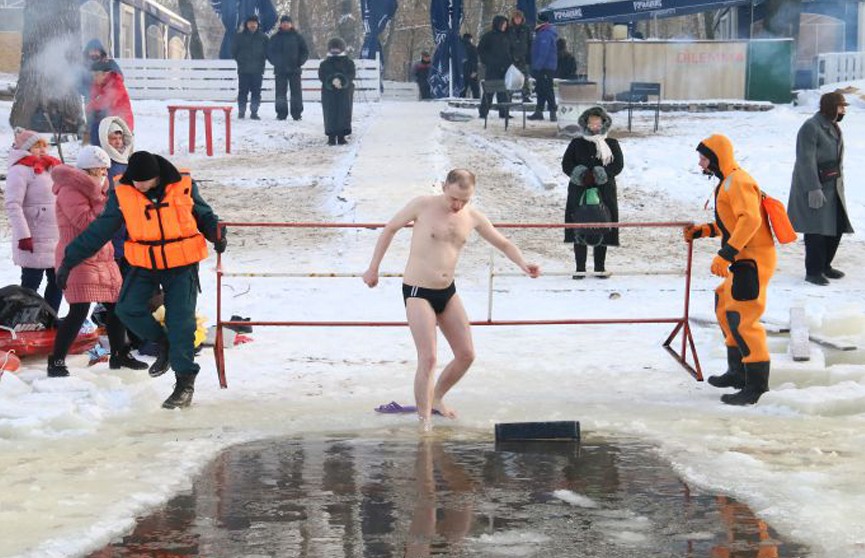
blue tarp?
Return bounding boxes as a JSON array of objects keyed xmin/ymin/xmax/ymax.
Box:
[
  {"xmin": 361, "ymin": 0, "xmax": 399, "ymax": 60},
  {"xmin": 540, "ymin": 0, "xmax": 753, "ymax": 24},
  {"xmin": 429, "ymin": 0, "xmax": 464, "ymax": 98}
]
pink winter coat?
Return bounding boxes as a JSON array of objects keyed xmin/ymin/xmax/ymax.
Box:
[
  {"xmin": 5, "ymin": 148, "xmax": 59, "ymax": 269},
  {"xmin": 51, "ymin": 165, "xmax": 121, "ymax": 304}
]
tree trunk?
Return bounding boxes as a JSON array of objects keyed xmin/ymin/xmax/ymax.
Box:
[
  {"xmin": 338, "ymin": 0, "xmax": 358, "ymax": 51},
  {"xmin": 10, "ymin": 0, "xmax": 83, "ymax": 134},
  {"xmin": 702, "ymin": 11, "xmax": 717, "ymax": 40},
  {"xmin": 178, "ymin": 0, "xmax": 205, "ymax": 59},
  {"xmin": 763, "ymin": 0, "xmax": 802, "ymax": 40},
  {"xmin": 296, "ymin": 0, "xmax": 316, "ymax": 56}
]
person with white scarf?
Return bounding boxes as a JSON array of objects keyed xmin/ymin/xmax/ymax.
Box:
[{"xmin": 561, "ymin": 106, "xmax": 623, "ymax": 278}]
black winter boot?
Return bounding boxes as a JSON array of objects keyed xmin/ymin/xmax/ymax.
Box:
[
  {"xmin": 327, "ymin": 135, "xmax": 337, "ymax": 146},
  {"xmin": 110, "ymin": 346, "xmax": 148, "ymax": 370},
  {"xmin": 549, "ymin": 109, "xmax": 558, "ymax": 122},
  {"xmin": 721, "ymin": 361, "xmax": 770, "ymax": 406},
  {"xmin": 707, "ymin": 346, "xmax": 746, "ymax": 389},
  {"xmin": 337, "ymin": 135, "xmax": 347, "ymax": 145},
  {"xmin": 162, "ymin": 373, "xmax": 196, "ymax": 409},
  {"xmin": 149, "ymin": 337, "xmax": 171, "ymax": 378},
  {"xmin": 47, "ymin": 356, "xmax": 70, "ymax": 378},
  {"xmin": 527, "ymin": 111, "xmax": 544, "ymax": 121},
  {"xmin": 250, "ymin": 111, "xmax": 261, "ymax": 121}
]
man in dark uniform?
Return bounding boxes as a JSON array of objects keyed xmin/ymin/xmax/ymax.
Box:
[
  {"xmin": 267, "ymin": 15, "xmax": 309, "ymax": 121},
  {"xmin": 232, "ymin": 14, "xmax": 268, "ymax": 120},
  {"xmin": 56, "ymin": 151, "xmax": 226, "ymax": 409},
  {"xmin": 460, "ymin": 33, "xmax": 480, "ymax": 99}
]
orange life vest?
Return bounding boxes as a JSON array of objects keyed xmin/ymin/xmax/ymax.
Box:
[{"xmin": 115, "ymin": 174, "xmax": 208, "ymax": 270}]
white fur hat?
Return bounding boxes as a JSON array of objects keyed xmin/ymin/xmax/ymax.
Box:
[{"xmin": 75, "ymin": 145, "xmax": 111, "ymax": 169}]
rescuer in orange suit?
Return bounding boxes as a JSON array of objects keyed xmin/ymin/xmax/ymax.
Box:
[{"xmin": 684, "ymin": 134, "xmax": 776, "ymax": 406}]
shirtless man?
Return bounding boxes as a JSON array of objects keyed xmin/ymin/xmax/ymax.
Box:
[{"xmin": 362, "ymin": 169, "xmax": 541, "ymax": 430}]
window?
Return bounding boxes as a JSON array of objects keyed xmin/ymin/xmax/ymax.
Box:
[
  {"xmin": 80, "ymin": 0, "xmax": 109, "ymax": 52},
  {"xmin": 146, "ymin": 24, "xmax": 164, "ymax": 58},
  {"xmin": 120, "ymin": 4, "xmax": 135, "ymax": 59},
  {"xmin": 168, "ymin": 36, "xmax": 186, "ymax": 59}
]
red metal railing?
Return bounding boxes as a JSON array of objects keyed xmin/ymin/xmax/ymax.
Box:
[{"xmin": 214, "ymin": 221, "xmax": 702, "ymax": 388}]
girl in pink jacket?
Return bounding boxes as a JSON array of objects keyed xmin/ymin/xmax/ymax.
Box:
[
  {"xmin": 47, "ymin": 146, "xmax": 146, "ymax": 377},
  {"xmin": 4, "ymin": 128, "xmax": 61, "ymax": 311}
]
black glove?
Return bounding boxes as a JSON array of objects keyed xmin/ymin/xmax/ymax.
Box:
[
  {"xmin": 214, "ymin": 227, "xmax": 227, "ymax": 254},
  {"xmin": 55, "ymin": 264, "xmax": 70, "ymax": 291}
]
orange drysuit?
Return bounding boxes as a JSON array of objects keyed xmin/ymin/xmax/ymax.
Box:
[{"xmin": 693, "ymin": 134, "xmax": 777, "ymax": 364}]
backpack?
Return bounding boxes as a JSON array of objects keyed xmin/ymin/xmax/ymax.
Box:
[
  {"xmin": 0, "ymin": 285, "xmax": 58, "ymax": 332},
  {"xmin": 761, "ymin": 193, "xmax": 797, "ymax": 244}
]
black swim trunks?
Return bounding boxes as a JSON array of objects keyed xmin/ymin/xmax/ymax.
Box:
[{"xmin": 402, "ymin": 282, "xmax": 456, "ymax": 314}]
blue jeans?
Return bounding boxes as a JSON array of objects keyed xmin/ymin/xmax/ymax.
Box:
[{"xmin": 21, "ymin": 267, "xmax": 62, "ymax": 312}]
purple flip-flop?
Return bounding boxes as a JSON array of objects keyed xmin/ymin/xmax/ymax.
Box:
[{"xmin": 375, "ymin": 401, "xmax": 443, "ymax": 416}]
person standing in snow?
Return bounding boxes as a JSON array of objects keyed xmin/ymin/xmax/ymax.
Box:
[
  {"xmin": 318, "ymin": 37, "xmax": 355, "ymax": 146},
  {"xmin": 477, "ymin": 15, "xmax": 512, "ymax": 119},
  {"xmin": 87, "ymin": 60, "xmax": 134, "ymax": 148},
  {"xmin": 362, "ymin": 169, "xmax": 540, "ymax": 432},
  {"xmin": 232, "ymin": 14, "xmax": 268, "ymax": 120},
  {"xmin": 5, "ymin": 128, "xmax": 62, "ymax": 312},
  {"xmin": 47, "ymin": 146, "xmax": 147, "ymax": 378},
  {"xmin": 561, "ymin": 107, "xmax": 623, "ymax": 278},
  {"xmin": 79, "ymin": 39, "xmax": 122, "ymax": 104},
  {"xmin": 555, "ymin": 38, "xmax": 577, "ymax": 80},
  {"xmin": 527, "ymin": 12, "xmax": 557, "ymax": 122},
  {"xmin": 55, "ymin": 151, "xmax": 226, "ymax": 409},
  {"xmin": 507, "ymin": 9, "xmax": 532, "ymax": 102},
  {"xmin": 787, "ymin": 91, "xmax": 853, "ymax": 286},
  {"xmin": 460, "ymin": 33, "xmax": 480, "ymax": 99},
  {"xmin": 267, "ymin": 15, "xmax": 309, "ymax": 121},
  {"xmin": 684, "ymin": 134, "xmax": 776, "ymax": 406},
  {"xmin": 412, "ymin": 51, "xmax": 433, "ymax": 100}
]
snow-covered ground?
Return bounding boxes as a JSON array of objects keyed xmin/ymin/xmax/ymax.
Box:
[{"xmin": 2, "ymin": 82, "xmax": 865, "ymax": 557}]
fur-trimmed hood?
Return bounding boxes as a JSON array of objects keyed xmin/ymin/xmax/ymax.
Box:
[
  {"xmin": 578, "ymin": 106, "xmax": 613, "ymax": 136},
  {"xmin": 51, "ymin": 164, "xmax": 107, "ymax": 201},
  {"xmin": 98, "ymin": 116, "xmax": 134, "ymax": 164}
]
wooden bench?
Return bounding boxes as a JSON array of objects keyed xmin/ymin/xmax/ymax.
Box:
[
  {"xmin": 481, "ymin": 79, "xmax": 527, "ymax": 131},
  {"xmin": 115, "ymin": 58, "xmax": 382, "ymax": 103}
]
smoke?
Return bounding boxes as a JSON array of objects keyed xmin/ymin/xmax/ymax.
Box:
[{"xmin": 31, "ymin": 34, "xmax": 82, "ymax": 104}]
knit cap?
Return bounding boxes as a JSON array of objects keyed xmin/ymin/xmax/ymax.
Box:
[
  {"xmin": 13, "ymin": 127, "xmax": 44, "ymax": 151},
  {"xmin": 75, "ymin": 145, "xmax": 111, "ymax": 169}
]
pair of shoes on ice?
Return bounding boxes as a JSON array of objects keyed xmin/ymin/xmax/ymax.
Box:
[
  {"xmin": 226, "ymin": 315, "xmax": 253, "ymax": 334},
  {"xmin": 327, "ymin": 135, "xmax": 348, "ymax": 146}
]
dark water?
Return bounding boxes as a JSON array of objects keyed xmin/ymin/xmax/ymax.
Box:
[{"xmin": 89, "ymin": 434, "xmax": 808, "ymax": 558}]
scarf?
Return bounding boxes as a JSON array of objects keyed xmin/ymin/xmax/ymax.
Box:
[
  {"xmin": 582, "ymin": 133, "xmax": 613, "ymax": 165},
  {"xmin": 15, "ymin": 155, "xmax": 62, "ymax": 174}
]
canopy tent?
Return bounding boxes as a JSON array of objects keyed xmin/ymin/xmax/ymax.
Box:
[{"xmin": 540, "ymin": 0, "xmax": 757, "ymax": 25}]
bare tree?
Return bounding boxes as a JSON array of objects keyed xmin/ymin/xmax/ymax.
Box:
[
  {"xmin": 178, "ymin": 0, "xmax": 206, "ymax": 58},
  {"xmin": 10, "ymin": 0, "xmax": 83, "ymax": 135}
]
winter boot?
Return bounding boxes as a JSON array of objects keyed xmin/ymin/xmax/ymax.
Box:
[
  {"xmin": 572, "ymin": 266, "xmax": 586, "ymax": 280},
  {"xmin": 549, "ymin": 109, "xmax": 558, "ymax": 122},
  {"xmin": 707, "ymin": 346, "xmax": 746, "ymax": 389},
  {"xmin": 149, "ymin": 337, "xmax": 171, "ymax": 378},
  {"xmin": 327, "ymin": 135, "xmax": 337, "ymax": 146},
  {"xmin": 721, "ymin": 361, "xmax": 770, "ymax": 406},
  {"xmin": 47, "ymin": 356, "xmax": 70, "ymax": 378},
  {"xmin": 527, "ymin": 111, "xmax": 544, "ymax": 121},
  {"xmin": 250, "ymin": 111, "xmax": 260, "ymax": 120},
  {"xmin": 110, "ymin": 346, "xmax": 149, "ymax": 370},
  {"xmin": 162, "ymin": 373, "xmax": 196, "ymax": 409},
  {"xmin": 337, "ymin": 135, "xmax": 347, "ymax": 145},
  {"xmin": 238, "ymin": 109, "xmax": 245, "ymax": 120}
]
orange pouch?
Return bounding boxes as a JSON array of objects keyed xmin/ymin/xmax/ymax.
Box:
[{"xmin": 761, "ymin": 194, "xmax": 797, "ymax": 244}]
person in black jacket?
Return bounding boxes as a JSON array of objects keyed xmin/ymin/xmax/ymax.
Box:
[
  {"xmin": 319, "ymin": 38, "xmax": 355, "ymax": 146},
  {"xmin": 460, "ymin": 33, "xmax": 480, "ymax": 99},
  {"xmin": 556, "ymin": 38, "xmax": 578, "ymax": 80},
  {"xmin": 412, "ymin": 51, "xmax": 433, "ymax": 100},
  {"xmin": 508, "ymin": 9, "xmax": 532, "ymax": 100},
  {"xmin": 477, "ymin": 15, "xmax": 512, "ymax": 119},
  {"xmin": 561, "ymin": 106, "xmax": 624, "ymax": 278},
  {"xmin": 232, "ymin": 15, "xmax": 268, "ymax": 120},
  {"xmin": 267, "ymin": 15, "xmax": 309, "ymax": 121}
]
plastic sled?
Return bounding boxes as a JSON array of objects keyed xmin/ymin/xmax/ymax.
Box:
[{"xmin": 0, "ymin": 329, "xmax": 99, "ymax": 358}]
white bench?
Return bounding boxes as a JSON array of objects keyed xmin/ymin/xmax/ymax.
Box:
[{"xmin": 115, "ymin": 58, "xmax": 381, "ymax": 103}]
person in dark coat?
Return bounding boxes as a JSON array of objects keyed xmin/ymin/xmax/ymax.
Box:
[
  {"xmin": 477, "ymin": 15, "xmax": 513, "ymax": 119},
  {"xmin": 267, "ymin": 15, "xmax": 309, "ymax": 121},
  {"xmin": 508, "ymin": 10, "xmax": 533, "ymax": 100},
  {"xmin": 318, "ymin": 38, "xmax": 355, "ymax": 146},
  {"xmin": 561, "ymin": 106, "xmax": 623, "ymax": 278},
  {"xmin": 55, "ymin": 151, "xmax": 226, "ymax": 409},
  {"xmin": 527, "ymin": 12, "xmax": 557, "ymax": 122},
  {"xmin": 556, "ymin": 38, "xmax": 577, "ymax": 80},
  {"xmin": 232, "ymin": 15, "xmax": 268, "ymax": 120},
  {"xmin": 460, "ymin": 33, "xmax": 480, "ymax": 99},
  {"xmin": 80, "ymin": 39, "xmax": 122, "ymax": 103},
  {"xmin": 412, "ymin": 51, "xmax": 433, "ymax": 100},
  {"xmin": 787, "ymin": 91, "xmax": 853, "ymax": 286}
]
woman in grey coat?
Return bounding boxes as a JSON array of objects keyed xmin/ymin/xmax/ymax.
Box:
[{"xmin": 787, "ymin": 91, "xmax": 853, "ymax": 286}]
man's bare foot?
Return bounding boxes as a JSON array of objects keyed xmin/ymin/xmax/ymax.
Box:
[
  {"xmin": 418, "ymin": 416, "xmax": 433, "ymax": 434},
  {"xmin": 432, "ymin": 399, "xmax": 457, "ymax": 418}
]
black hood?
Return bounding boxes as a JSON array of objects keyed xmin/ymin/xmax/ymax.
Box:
[{"xmin": 119, "ymin": 154, "xmax": 182, "ymax": 189}]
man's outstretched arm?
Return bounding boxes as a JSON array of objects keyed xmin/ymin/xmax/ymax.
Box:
[
  {"xmin": 362, "ymin": 198, "xmax": 422, "ymax": 287},
  {"xmin": 474, "ymin": 213, "xmax": 541, "ymax": 278}
]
